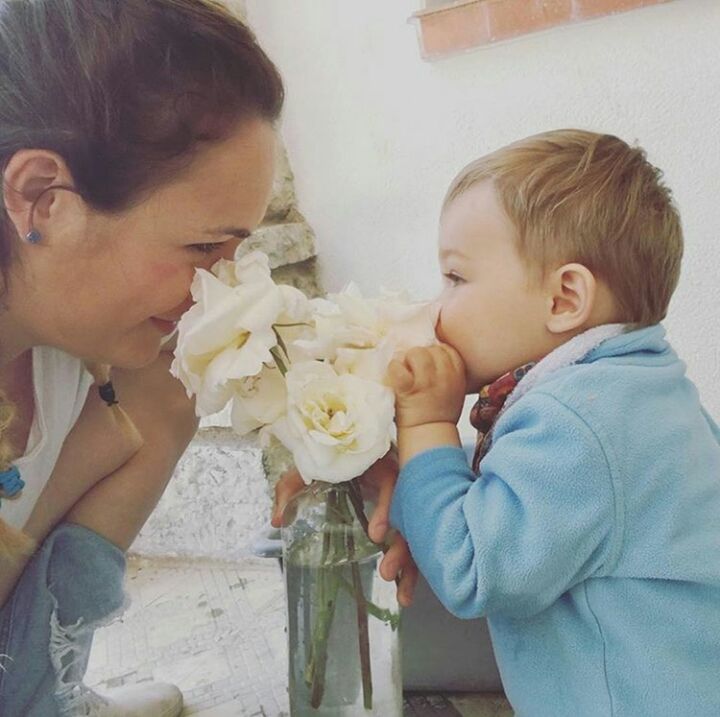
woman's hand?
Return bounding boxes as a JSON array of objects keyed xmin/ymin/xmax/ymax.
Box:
[{"xmin": 271, "ymin": 450, "xmax": 419, "ymax": 607}]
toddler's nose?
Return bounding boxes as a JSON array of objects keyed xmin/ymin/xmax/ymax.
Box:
[{"xmin": 431, "ymin": 301, "xmax": 445, "ymax": 341}]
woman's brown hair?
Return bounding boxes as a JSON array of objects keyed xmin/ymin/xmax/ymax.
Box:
[{"xmin": 0, "ymin": 0, "xmax": 284, "ymax": 557}]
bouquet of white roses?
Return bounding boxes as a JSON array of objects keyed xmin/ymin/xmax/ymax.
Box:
[
  {"xmin": 171, "ymin": 250, "xmax": 437, "ymax": 483},
  {"xmin": 171, "ymin": 250, "xmax": 437, "ymax": 712}
]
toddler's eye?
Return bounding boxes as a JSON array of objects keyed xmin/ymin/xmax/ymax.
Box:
[
  {"xmin": 191, "ymin": 242, "xmax": 225, "ymax": 255},
  {"xmin": 443, "ymin": 272, "xmax": 465, "ymax": 286}
]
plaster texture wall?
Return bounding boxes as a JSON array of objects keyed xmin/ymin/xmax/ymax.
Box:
[
  {"xmin": 246, "ymin": 0, "xmax": 720, "ymax": 427},
  {"xmin": 133, "ymin": 0, "xmax": 720, "ymax": 559}
]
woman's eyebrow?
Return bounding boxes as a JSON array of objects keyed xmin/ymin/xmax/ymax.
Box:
[{"xmin": 205, "ymin": 227, "xmax": 252, "ymax": 239}]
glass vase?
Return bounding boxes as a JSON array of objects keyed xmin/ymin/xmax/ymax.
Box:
[{"xmin": 281, "ymin": 480, "xmax": 402, "ymax": 716}]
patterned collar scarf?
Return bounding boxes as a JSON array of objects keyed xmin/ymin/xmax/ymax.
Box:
[
  {"xmin": 468, "ymin": 324, "xmax": 629, "ymax": 474},
  {"xmin": 469, "ymin": 362, "xmax": 536, "ymax": 473}
]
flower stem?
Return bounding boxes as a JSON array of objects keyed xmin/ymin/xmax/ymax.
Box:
[
  {"xmin": 347, "ymin": 479, "xmax": 371, "ymax": 536},
  {"xmin": 350, "ymin": 553, "xmax": 373, "ymax": 709},
  {"xmin": 305, "ymin": 493, "xmax": 340, "ymax": 708},
  {"xmin": 269, "ymin": 347, "xmax": 288, "ymax": 376},
  {"xmin": 340, "ymin": 489, "xmax": 374, "ymax": 710},
  {"xmin": 348, "ymin": 479, "xmax": 401, "ymax": 589},
  {"xmin": 337, "ymin": 577, "xmax": 400, "ymax": 630},
  {"xmin": 302, "ymin": 483, "xmax": 383, "ymax": 711},
  {"xmin": 272, "ymin": 326, "xmax": 291, "ymax": 362},
  {"xmin": 307, "ymin": 565, "xmax": 340, "ymax": 708}
]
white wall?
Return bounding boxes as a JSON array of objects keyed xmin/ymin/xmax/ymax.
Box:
[{"xmin": 246, "ymin": 0, "xmax": 720, "ymax": 419}]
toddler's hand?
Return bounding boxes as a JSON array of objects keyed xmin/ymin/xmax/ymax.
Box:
[{"xmin": 387, "ymin": 343, "xmax": 466, "ymax": 428}]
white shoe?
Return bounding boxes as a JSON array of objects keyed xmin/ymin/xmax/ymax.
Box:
[{"xmin": 80, "ymin": 681, "xmax": 183, "ymax": 717}]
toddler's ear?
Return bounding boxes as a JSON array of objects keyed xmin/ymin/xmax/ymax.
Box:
[{"xmin": 544, "ymin": 263, "xmax": 596, "ymax": 334}]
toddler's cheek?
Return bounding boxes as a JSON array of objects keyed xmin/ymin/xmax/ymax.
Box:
[{"xmin": 435, "ymin": 313, "xmax": 451, "ymax": 344}]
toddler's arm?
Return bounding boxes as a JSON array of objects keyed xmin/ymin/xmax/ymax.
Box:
[
  {"xmin": 701, "ymin": 406, "xmax": 720, "ymax": 445},
  {"xmin": 388, "ymin": 373, "xmax": 619, "ymax": 620}
]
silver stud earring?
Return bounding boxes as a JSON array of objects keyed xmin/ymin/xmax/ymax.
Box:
[{"xmin": 25, "ymin": 184, "xmax": 81, "ymax": 246}]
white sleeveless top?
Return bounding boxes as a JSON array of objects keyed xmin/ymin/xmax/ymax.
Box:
[{"xmin": 1, "ymin": 346, "xmax": 93, "ymax": 530}]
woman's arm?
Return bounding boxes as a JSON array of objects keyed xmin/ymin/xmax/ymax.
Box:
[
  {"xmin": 0, "ymin": 368, "xmax": 151, "ymax": 607},
  {"xmin": 1, "ymin": 350, "xmax": 197, "ymax": 607},
  {"xmin": 61, "ymin": 350, "xmax": 199, "ymax": 551}
]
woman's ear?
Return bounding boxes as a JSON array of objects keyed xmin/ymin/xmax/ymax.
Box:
[
  {"xmin": 544, "ymin": 263, "xmax": 597, "ymax": 334},
  {"xmin": 2, "ymin": 150, "xmax": 78, "ymax": 241}
]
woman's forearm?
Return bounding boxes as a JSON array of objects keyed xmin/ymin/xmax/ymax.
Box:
[
  {"xmin": 63, "ymin": 351, "xmax": 198, "ymax": 551},
  {"xmin": 0, "ymin": 553, "xmax": 31, "ymax": 610}
]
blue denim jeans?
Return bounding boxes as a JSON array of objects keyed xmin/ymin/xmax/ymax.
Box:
[{"xmin": 0, "ymin": 523, "xmax": 127, "ymax": 716}]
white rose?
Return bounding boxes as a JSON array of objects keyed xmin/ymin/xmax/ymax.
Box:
[
  {"xmin": 229, "ymin": 366, "xmax": 287, "ymax": 436},
  {"xmin": 232, "ymin": 251, "xmax": 314, "ymax": 367},
  {"xmin": 294, "ymin": 285, "xmax": 439, "ymax": 381},
  {"xmin": 275, "ymin": 286, "xmax": 315, "ymax": 366},
  {"xmin": 210, "ymin": 258, "xmax": 240, "ymax": 287},
  {"xmin": 377, "ymin": 289, "xmax": 440, "ymax": 354},
  {"xmin": 332, "ymin": 343, "xmax": 396, "ymax": 382},
  {"xmin": 234, "ymin": 250, "xmax": 276, "ymax": 285},
  {"xmin": 212, "ymin": 250, "xmax": 274, "ymax": 287},
  {"xmin": 171, "ymin": 262, "xmax": 285, "ymax": 415},
  {"xmin": 293, "ymin": 287, "xmax": 377, "ymax": 361},
  {"xmin": 269, "ymin": 361, "xmax": 395, "ymax": 484}
]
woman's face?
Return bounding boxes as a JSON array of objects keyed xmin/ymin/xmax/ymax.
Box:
[{"xmin": 14, "ymin": 118, "xmax": 277, "ymax": 368}]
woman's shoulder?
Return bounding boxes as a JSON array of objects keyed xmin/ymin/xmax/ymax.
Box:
[
  {"xmin": 111, "ymin": 349, "xmax": 198, "ymax": 447},
  {"xmin": 35, "ymin": 345, "xmax": 92, "ymax": 390},
  {"xmin": 34, "ymin": 345, "xmax": 94, "ymax": 432}
]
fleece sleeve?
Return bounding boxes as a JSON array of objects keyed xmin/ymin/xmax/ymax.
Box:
[
  {"xmin": 390, "ymin": 391, "xmax": 620, "ymax": 619},
  {"xmin": 701, "ymin": 407, "xmax": 720, "ymax": 444}
]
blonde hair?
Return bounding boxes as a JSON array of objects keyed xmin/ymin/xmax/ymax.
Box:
[
  {"xmin": 0, "ymin": 363, "xmax": 142, "ymax": 562},
  {"xmin": 0, "ymin": 391, "xmax": 36, "ymax": 558},
  {"xmin": 443, "ymin": 129, "xmax": 684, "ymax": 327}
]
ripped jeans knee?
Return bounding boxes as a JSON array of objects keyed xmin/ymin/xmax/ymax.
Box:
[{"xmin": 0, "ymin": 523, "xmax": 128, "ymax": 717}]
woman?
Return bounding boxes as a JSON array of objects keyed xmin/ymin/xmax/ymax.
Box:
[{"xmin": 0, "ymin": 2, "xmax": 414, "ymax": 715}]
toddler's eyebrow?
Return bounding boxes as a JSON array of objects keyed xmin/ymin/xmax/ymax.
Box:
[{"xmin": 439, "ymin": 248, "xmax": 470, "ymax": 261}]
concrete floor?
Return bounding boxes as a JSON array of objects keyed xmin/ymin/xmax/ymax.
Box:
[{"xmin": 86, "ymin": 556, "xmax": 512, "ymax": 716}]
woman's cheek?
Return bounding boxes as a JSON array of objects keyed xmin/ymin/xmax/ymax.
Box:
[
  {"xmin": 149, "ymin": 262, "xmax": 196, "ymax": 296},
  {"xmin": 149, "ymin": 261, "xmax": 186, "ymax": 283}
]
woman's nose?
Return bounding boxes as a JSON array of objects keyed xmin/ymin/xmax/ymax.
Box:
[
  {"xmin": 173, "ymin": 295, "xmax": 195, "ymax": 318},
  {"xmin": 220, "ymin": 238, "xmax": 243, "ymax": 261}
]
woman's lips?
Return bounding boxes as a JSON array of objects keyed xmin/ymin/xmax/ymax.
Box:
[{"xmin": 150, "ymin": 317, "xmax": 178, "ymax": 335}]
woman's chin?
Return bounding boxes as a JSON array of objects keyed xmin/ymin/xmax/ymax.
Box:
[{"xmin": 91, "ymin": 337, "xmax": 163, "ymax": 371}]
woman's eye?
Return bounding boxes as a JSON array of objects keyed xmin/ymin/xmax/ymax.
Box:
[
  {"xmin": 443, "ymin": 272, "xmax": 465, "ymax": 286},
  {"xmin": 191, "ymin": 242, "xmax": 225, "ymax": 255}
]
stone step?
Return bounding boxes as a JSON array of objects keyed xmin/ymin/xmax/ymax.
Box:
[{"xmin": 130, "ymin": 428, "xmax": 273, "ymax": 562}]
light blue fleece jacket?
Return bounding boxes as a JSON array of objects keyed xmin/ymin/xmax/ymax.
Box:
[{"xmin": 390, "ymin": 325, "xmax": 720, "ymax": 717}]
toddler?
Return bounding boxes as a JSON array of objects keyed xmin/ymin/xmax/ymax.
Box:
[{"xmin": 388, "ymin": 129, "xmax": 720, "ymax": 717}]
